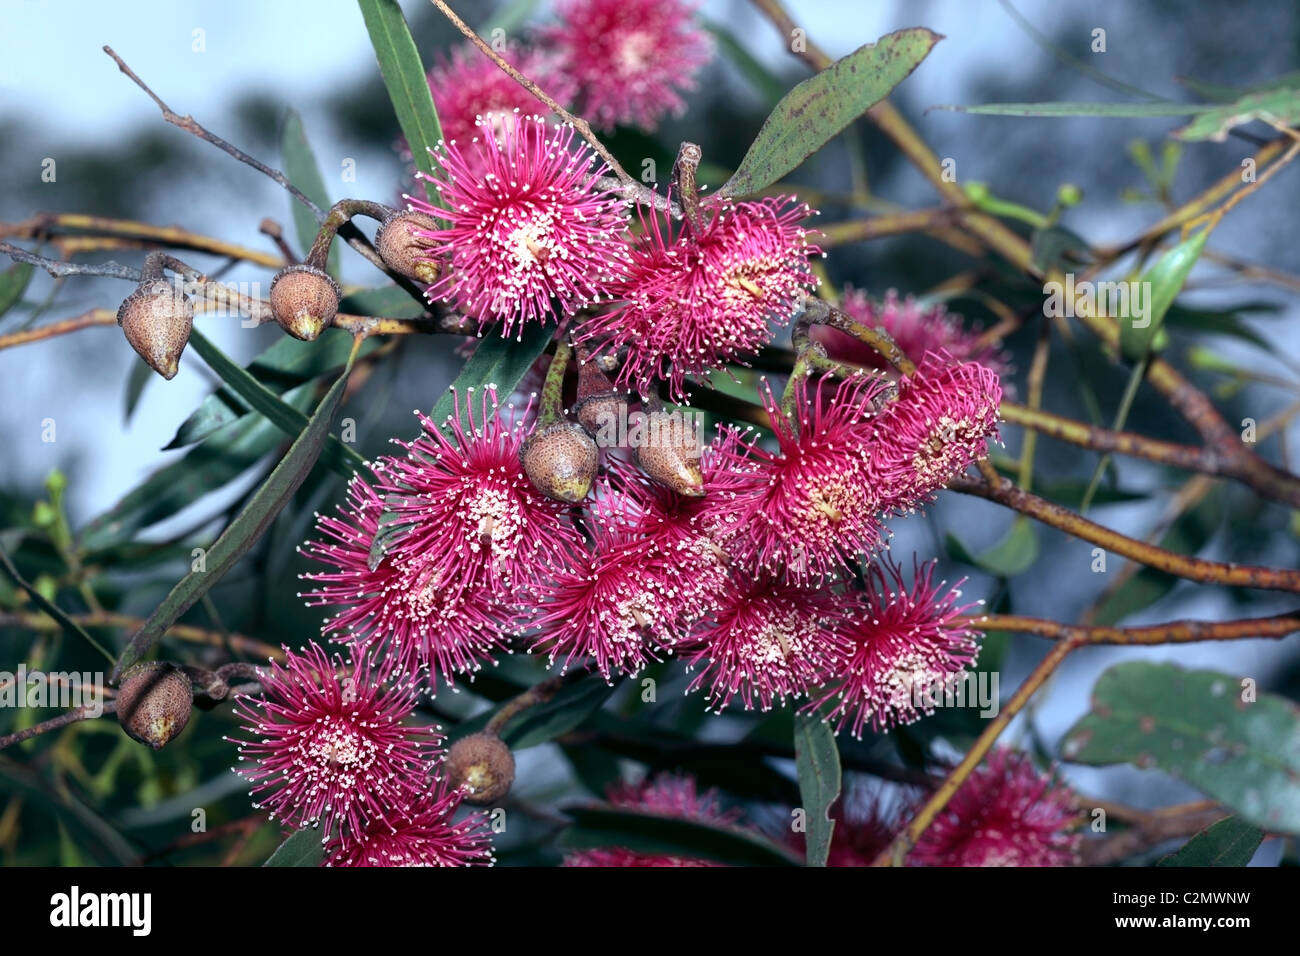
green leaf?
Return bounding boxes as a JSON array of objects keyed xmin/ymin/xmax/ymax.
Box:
[
  {"xmin": 82, "ymin": 404, "xmax": 305, "ymax": 553},
  {"xmin": 720, "ymin": 27, "xmax": 941, "ymax": 197},
  {"xmin": 166, "ymin": 330, "xmax": 376, "ymax": 450},
  {"xmin": 1157, "ymin": 816, "xmax": 1264, "ymax": 867},
  {"xmin": 449, "ymin": 675, "xmax": 617, "ymax": 749},
  {"xmin": 0, "ymin": 541, "xmax": 113, "ymax": 662},
  {"xmin": 793, "ymin": 713, "xmax": 840, "ymax": 866},
  {"xmin": 281, "ymin": 109, "xmax": 338, "ymax": 275},
  {"xmin": 1166, "ymin": 301, "xmax": 1281, "ymax": 354},
  {"xmin": 110, "ymin": 352, "xmax": 357, "ymax": 682},
  {"xmin": 0, "ymin": 756, "xmax": 137, "ymax": 865},
  {"xmin": 1174, "ymin": 86, "xmax": 1300, "ymax": 142},
  {"xmin": 1120, "ymin": 229, "xmax": 1209, "ymax": 361},
  {"xmin": 483, "ymin": 0, "xmax": 541, "ymax": 35},
  {"xmin": 264, "ymin": 827, "xmax": 325, "ymax": 867},
  {"xmin": 1030, "ymin": 224, "xmax": 1091, "ymax": 273},
  {"xmin": 187, "ymin": 328, "xmax": 366, "ymax": 478},
  {"xmin": 358, "ymin": 0, "xmax": 444, "ymax": 205},
  {"xmin": 122, "ymin": 359, "xmax": 154, "ymax": 423},
  {"xmin": 935, "ymin": 101, "xmax": 1206, "ymax": 118},
  {"xmin": 368, "ymin": 325, "xmax": 553, "ymax": 569},
  {"xmin": 339, "ymin": 284, "xmax": 428, "ymax": 319},
  {"xmin": 1090, "ymin": 491, "xmax": 1219, "ymax": 626},
  {"xmin": 559, "ymin": 807, "xmax": 801, "ymax": 867},
  {"xmin": 946, "ymin": 517, "xmax": 1038, "ymax": 577},
  {"xmin": 0, "ymin": 261, "xmax": 34, "ymax": 319},
  {"xmin": 1176, "ymin": 71, "xmax": 1300, "ymax": 104},
  {"xmin": 1062, "ymin": 661, "xmax": 1300, "ymax": 835}
]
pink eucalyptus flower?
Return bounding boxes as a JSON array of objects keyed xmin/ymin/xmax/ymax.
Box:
[
  {"xmin": 578, "ymin": 196, "xmax": 818, "ymax": 402},
  {"xmin": 299, "ymin": 474, "xmax": 512, "ymax": 689},
  {"xmin": 684, "ymin": 573, "xmax": 850, "ymax": 713},
  {"xmin": 803, "ymin": 557, "xmax": 983, "ymax": 737},
  {"xmin": 868, "ymin": 351, "xmax": 1003, "ymax": 513},
  {"xmin": 229, "ymin": 642, "xmax": 440, "ymax": 840},
  {"xmin": 527, "ymin": 517, "xmax": 683, "ymax": 681},
  {"xmin": 545, "ymin": 0, "xmax": 713, "ymax": 131},
  {"xmin": 714, "ymin": 373, "xmax": 890, "ymax": 583},
  {"xmin": 909, "ymin": 749, "xmax": 1081, "ymax": 867},
  {"xmin": 325, "ymin": 777, "xmax": 495, "ymax": 867},
  {"xmin": 409, "ymin": 114, "xmax": 629, "ymax": 338},
  {"xmin": 426, "ymin": 42, "xmax": 575, "ymax": 148},
  {"xmin": 376, "ymin": 389, "xmax": 581, "ymax": 592},
  {"xmin": 815, "ymin": 288, "xmax": 1010, "ymax": 377},
  {"xmin": 564, "ymin": 772, "xmax": 740, "ymax": 866}
]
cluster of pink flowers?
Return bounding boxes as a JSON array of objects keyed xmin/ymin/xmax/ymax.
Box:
[
  {"xmin": 299, "ymin": 350, "xmax": 999, "ymax": 738},
  {"xmin": 425, "ymin": 0, "xmax": 711, "ymax": 141},
  {"xmin": 570, "ymin": 755, "xmax": 1080, "ymax": 868},
  {"xmin": 228, "ymin": 642, "xmax": 494, "ymax": 867}
]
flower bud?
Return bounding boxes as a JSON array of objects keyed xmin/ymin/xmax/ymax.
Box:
[
  {"xmin": 116, "ymin": 662, "xmax": 192, "ymax": 750},
  {"xmin": 269, "ymin": 264, "xmax": 340, "ymax": 341},
  {"xmin": 522, "ymin": 422, "xmax": 598, "ymax": 503},
  {"xmin": 116, "ymin": 278, "xmax": 193, "ymax": 380},
  {"xmin": 635, "ymin": 411, "xmax": 704, "ymax": 497},
  {"xmin": 375, "ymin": 210, "xmax": 441, "ymax": 284},
  {"xmin": 572, "ymin": 355, "xmax": 628, "ymax": 437},
  {"xmin": 445, "ymin": 733, "xmax": 515, "ymax": 805}
]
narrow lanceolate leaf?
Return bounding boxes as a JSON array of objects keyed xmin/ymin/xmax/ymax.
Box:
[
  {"xmin": 1119, "ymin": 228, "xmax": 1209, "ymax": 361},
  {"xmin": 720, "ymin": 27, "xmax": 941, "ymax": 198},
  {"xmin": 1157, "ymin": 816, "xmax": 1263, "ymax": 867},
  {"xmin": 449, "ymin": 675, "xmax": 618, "ymax": 749},
  {"xmin": 1062, "ymin": 662, "xmax": 1300, "ymax": 835},
  {"xmin": 357, "ymin": 0, "xmax": 444, "ymax": 205},
  {"xmin": 166, "ymin": 330, "xmax": 379, "ymax": 449},
  {"xmin": 0, "ymin": 261, "xmax": 34, "ymax": 318},
  {"xmin": 1174, "ymin": 85, "xmax": 1300, "ymax": 141},
  {"xmin": 111, "ymin": 354, "xmax": 358, "ymax": 682},
  {"xmin": 367, "ymin": 324, "xmax": 553, "ymax": 569},
  {"xmin": 264, "ymin": 827, "xmax": 326, "ymax": 867},
  {"xmin": 559, "ymin": 808, "xmax": 801, "ymax": 867},
  {"xmin": 793, "ymin": 712, "xmax": 840, "ymax": 866},
  {"xmin": 934, "ymin": 101, "xmax": 1206, "ymax": 118},
  {"xmin": 281, "ymin": 109, "xmax": 339, "ymax": 275},
  {"xmin": 188, "ymin": 329, "xmax": 366, "ymax": 477},
  {"xmin": 0, "ymin": 543, "xmax": 114, "ymax": 662}
]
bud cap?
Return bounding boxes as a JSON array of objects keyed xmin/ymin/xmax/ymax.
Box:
[
  {"xmin": 445, "ymin": 732, "xmax": 515, "ymax": 805},
  {"xmin": 117, "ymin": 279, "xmax": 194, "ymax": 380},
  {"xmin": 116, "ymin": 662, "xmax": 193, "ymax": 750},
  {"xmin": 269, "ymin": 264, "xmax": 341, "ymax": 341}
]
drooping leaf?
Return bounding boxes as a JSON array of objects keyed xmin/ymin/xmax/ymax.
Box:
[
  {"xmin": 264, "ymin": 827, "xmax": 325, "ymax": 867},
  {"xmin": 1120, "ymin": 229, "xmax": 1209, "ymax": 361},
  {"xmin": 357, "ymin": 0, "xmax": 444, "ymax": 205},
  {"xmin": 448, "ymin": 675, "xmax": 617, "ymax": 750},
  {"xmin": 1062, "ymin": 662, "xmax": 1300, "ymax": 835},
  {"xmin": 947, "ymin": 517, "xmax": 1039, "ymax": 577},
  {"xmin": 1174, "ymin": 86, "xmax": 1300, "ymax": 141},
  {"xmin": 720, "ymin": 28, "xmax": 941, "ymax": 197},
  {"xmin": 934, "ymin": 101, "xmax": 1205, "ymax": 118},
  {"xmin": 165, "ymin": 330, "xmax": 377, "ymax": 449},
  {"xmin": 1157, "ymin": 816, "xmax": 1263, "ymax": 867},
  {"xmin": 82, "ymin": 400, "xmax": 309, "ymax": 554},
  {"xmin": 111, "ymin": 353, "xmax": 357, "ymax": 682},
  {"xmin": 559, "ymin": 807, "xmax": 801, "ymax": 867},
  {"xmin": 368, "ymin": 325, "xmax": 552, "ymax": 569},
  {"xmin": 793, "ymin": 713, "xmax": 840, "ymax": 866},
  {"xmin": 122, "ymin": 358, "xmax": 153, "ymax": 423},
  {"xmin": 340, "ymin": 285, "xmax": 428, "ymax": 319},
  {"xmin": 187, "ymin": 329, "xmax": 366, "ymax": 477},
  {"xmin": 280, "ymin": 109, "xmax": 338, "ymax": 275},
  {"xmin": 0, "ymin": 261, "xmax": 34, "ymax": 319}
]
